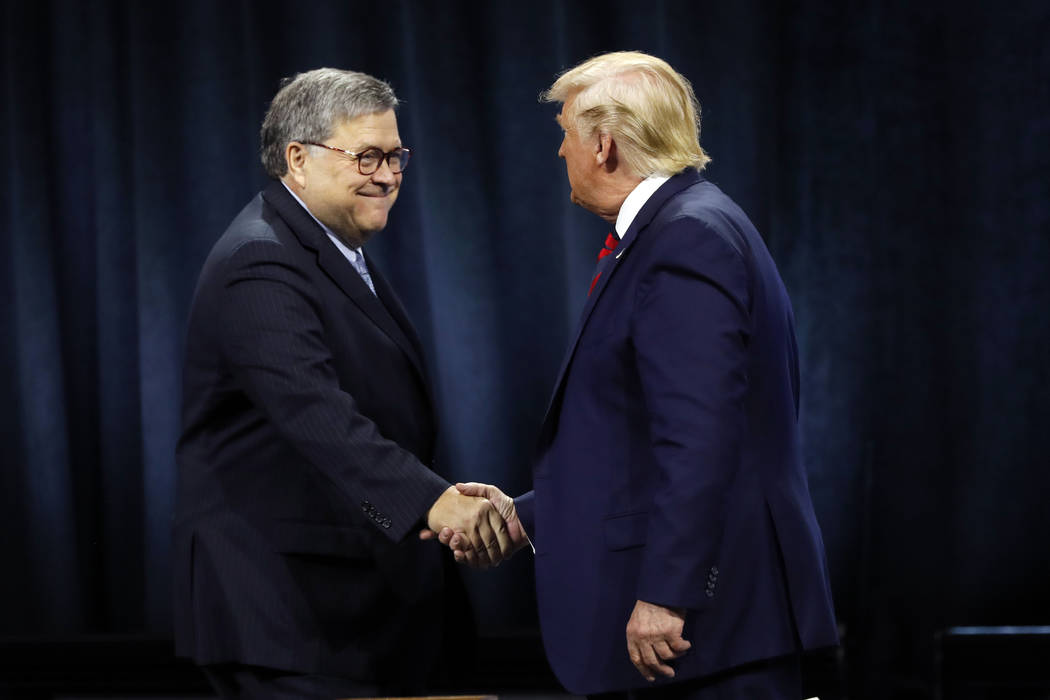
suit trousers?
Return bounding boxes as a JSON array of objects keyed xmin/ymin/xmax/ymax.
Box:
[
  {"xmin": 587, "ymin": 654, "xmax": 802, "ymax": 700},
  {"xmin": 202, "ymin": 664, "xmax": 380, "ymax": 700}
]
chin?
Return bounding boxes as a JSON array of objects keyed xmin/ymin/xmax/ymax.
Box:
[
  {"xmin": 569, "ymin": 192, "xmax": 593, "ymax": 214},
  {"xmin": 357, "ymin": 221, "xmax": 387, "ymax": 242}
]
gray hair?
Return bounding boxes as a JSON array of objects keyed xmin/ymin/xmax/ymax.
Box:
[{"xmin": 260, "ymin": 68, "xmax": 399, "ymax": 178}]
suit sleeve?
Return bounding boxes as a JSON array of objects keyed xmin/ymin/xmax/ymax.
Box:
[
  {"xmin": 514, "ymin": 490, "xmax": 536, "ymax": 539},
  {"xmin": 215, "ymin": 239, "xmax": 449, "ymax": 541},
  {"xmin": 631, "ymin": 217, "xmax": 752, "ymax": 611}
]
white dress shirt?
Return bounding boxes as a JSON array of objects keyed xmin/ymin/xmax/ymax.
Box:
[
  {"xmin": 281, "ymin": 181, "xmax": 376, "ymax": 295},
  {"xmin": 614, "ymin": 174, "xmax": 671, "ymax": 239}
]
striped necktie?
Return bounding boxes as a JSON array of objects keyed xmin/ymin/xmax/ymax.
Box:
[{"xmin": 349, "ymin": 250, "xmax": 376, "ymax": 295}]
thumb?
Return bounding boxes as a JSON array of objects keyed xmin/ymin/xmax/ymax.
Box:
[
  {"xmin": 419, "ymin": 529, "xmax": 437, "ymax": 541},
  {"xmin": 455, "ymin": 481, "xmax": 492, "ymax": 498},
  {"xmin": 506, "ymin": 516, "xmax": 525, "ymax": 539}
]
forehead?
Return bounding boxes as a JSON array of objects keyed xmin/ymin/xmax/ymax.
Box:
[
  {"xmin": 330, "ymin": 109, "xmax": 400, "ymax": 146},
  {"xmin": 556, "ymin": 92, "xmax": 580, "ymax": 127},
  {"xmin": 560, "ymin": 92, "xmax": 579, "ymax": 115}
]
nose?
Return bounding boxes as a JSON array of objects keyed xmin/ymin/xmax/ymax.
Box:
[
  {"xmin": 371, "ymin": 157, "xmax": 397, "ymax": 184},
  {"xmin": 557, "ymin": 139, "xmax": 566, "ymax": 159}
]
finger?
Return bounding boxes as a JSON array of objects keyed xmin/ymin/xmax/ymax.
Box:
[
  {"xmin": 463, "ymin": 551, "xmax": 483, "ymax": 569},
  {"xmin": 419, "ymin": 529, "xmax": 436, "ymax": 541},
  {"xmin": 472, "ymin": 544, "xmax": 491, "ymax": 569},
  {"xmin": 458, "ymin": 545, "xmax": 481, "ymax": 568},
  {"xmin": 627, "ymin": 641, "xmax": 654, "ymax": 682},
  {"xmin": 462, "ymin": 520, "xmax": 488, "ymax": 566},
  {"xmin": 487, "ymin": 506, "xmax": 515, "ymax": 558},
  {"xmin": 438, "ymin": 527, "xmax": 455, "ymax": 547},
  {"xmin": 475, "ymin": 530, "xmax": 497, "ymax": 568},
  {"xmin": 668, "ymin": 635, "xmax": 692, "ymax": 654},
  {"xmin": 450, "ymin": 532, "xmax": 475, "ymax": 560},
  {"xmin": 455, "ymin": 482, "xmax": 489, "ymax": 497},
  {"xmin": 461, "ymin": 517, "xmax": 492, "ymax": 569},
  {"xmin": 467, "ymin": 499, "xmax": 497, "ymax": 562},
  {"xmin": 653, "ymin": 639, "xmax": 683, "ymax": 661},
  {"xmin": 475, "ymin": 504, "xmax": 504, "ymax": 567},
  {"xmin": 640, "ymin": 642, "xmax": 675, "ymax": 678}
]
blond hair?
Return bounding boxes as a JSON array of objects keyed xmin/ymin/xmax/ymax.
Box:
[{"xmin": 542, "ymin": 51, "xmax": 710, "ymax": 177}]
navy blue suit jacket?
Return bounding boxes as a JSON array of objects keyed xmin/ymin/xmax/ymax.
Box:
[
  {"xmin": 515, "ymin": 170, "xmax": 838, "ymax": 694},
  {"xmin": 173, "ymin": 181, "xmax": 461, "ymax": 687}
]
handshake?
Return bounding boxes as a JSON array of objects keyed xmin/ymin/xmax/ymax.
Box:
[{"xmin": 421, "ymin": 482, "xmax": 529, "ymax": 568}]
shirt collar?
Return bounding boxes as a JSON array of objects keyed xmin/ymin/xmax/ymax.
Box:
[
  {"xmin": 281, "ymin": 180, "xmax": 362, "ymax": 260},
  {"xmin": 614, "ymin": 174, "xmax": 670, "ymax": 239}
]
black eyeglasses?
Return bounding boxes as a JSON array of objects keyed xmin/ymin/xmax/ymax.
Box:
[{"xmin": 301, "ymin": 141, "xmax": 411, "ymax": 175}]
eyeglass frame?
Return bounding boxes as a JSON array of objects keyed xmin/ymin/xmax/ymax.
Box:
[{"xmin": 299, "ymin": 140, "xmax": 411, "ymax": 175}]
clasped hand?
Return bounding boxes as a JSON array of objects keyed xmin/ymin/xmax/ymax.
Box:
[
  {"xmin": 421, "ymin": 483, "xmax": 528, "ymax": 569},
  {"xmin": 626, "ymin": 599, "xmax": 691, "ymax": 681}
]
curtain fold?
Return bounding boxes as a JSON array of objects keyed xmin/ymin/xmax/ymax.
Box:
[{"xmin": 2, "ymin": 1, "xmax": 1048, "ymax": 696}]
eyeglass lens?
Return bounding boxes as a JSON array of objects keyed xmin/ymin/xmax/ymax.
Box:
[{"xmin": 358, "ymin": 148, "xmax": 409, "ymax": 174}]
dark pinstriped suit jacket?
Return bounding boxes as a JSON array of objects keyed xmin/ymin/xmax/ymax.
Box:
[{"xmin": 173, "ymin": 181, "xmax": 461, "ymax": 687}]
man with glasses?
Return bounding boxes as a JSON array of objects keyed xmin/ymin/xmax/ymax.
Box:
[{"xmin": 174, "ymin": 68, "xmax": 515, "ymax": 699}]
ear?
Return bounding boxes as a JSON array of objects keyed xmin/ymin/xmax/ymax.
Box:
[
  {"xmin": 285, "ymin": 141, "xmax": 309, "ymax": 188},
  {"xmin": 595, "ymin": 132, "xmax": 617, "ymax": 169}
]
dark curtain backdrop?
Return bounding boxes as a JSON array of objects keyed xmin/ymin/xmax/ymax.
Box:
[{"xmin": 2, "ymin": 0, "xmax": 1048, "ymax": 697}]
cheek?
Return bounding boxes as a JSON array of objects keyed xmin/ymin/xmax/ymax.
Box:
[{"xmin": 566, "ymin": 157, "xmax": 581, "ymax": 182}]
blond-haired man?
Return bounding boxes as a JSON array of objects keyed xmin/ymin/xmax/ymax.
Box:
[{"xmin": 450, "ymin": 52, "xmax": 839, "ymax": 699}]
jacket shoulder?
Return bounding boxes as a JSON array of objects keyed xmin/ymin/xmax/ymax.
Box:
[
  {"xmin": 203, "ymin": 193, "xmax": 307, "ymax": 271},
  {"xmin": 192, "ymin": 193, "xmax": 304, "ymax": 296},
  {"xmin": 218, "ymin": 194, "xmax": 285, "ymax": 250},
  {"xmin": 648, "ymin": 180, "xmax": 757, "ymax": 261}
]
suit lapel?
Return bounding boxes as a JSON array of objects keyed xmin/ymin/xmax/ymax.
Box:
[
  {"xmin": 539, "ymin": 170, "xmax": 703, "ymax": 433},
  {"xmin": 366, "ymin": 254, "xmax": 433, "ymax": 391},
  {"xmin": 262, "ymin": 181, "xmax": 428, "ymax": 384}
]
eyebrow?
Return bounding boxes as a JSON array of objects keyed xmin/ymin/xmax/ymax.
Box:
[{"xmin": 347, "ymin": 143, "xmax": 402, "ymax": 153}]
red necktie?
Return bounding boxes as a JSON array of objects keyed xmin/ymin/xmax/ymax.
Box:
[{"xmin": 589, "ymin": 233, "xmax": 619, "ymax": 296}]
